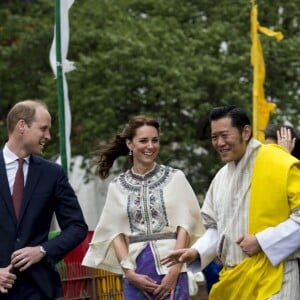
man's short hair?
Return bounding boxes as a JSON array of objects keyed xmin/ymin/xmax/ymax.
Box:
[{"xmin": 209, "ymin": 105, "xmax": 251, "ymax": 133}]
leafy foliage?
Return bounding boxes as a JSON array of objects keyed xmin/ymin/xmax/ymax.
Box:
[{"xmin": 1, "ymin": 0, "xmax": 300, "ymax": 197}]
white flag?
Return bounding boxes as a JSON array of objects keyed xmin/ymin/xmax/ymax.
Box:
[{"xmin": 49, "ymin": 0, "xmax": 75, "ymax": 173}]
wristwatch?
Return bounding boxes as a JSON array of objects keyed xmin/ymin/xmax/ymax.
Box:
[{"xmin": 39, "ymin": 246, "xmax": 47, "ymax": 256}]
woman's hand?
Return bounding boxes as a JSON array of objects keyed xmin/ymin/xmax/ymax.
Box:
[
  {"xmin": 277, "ymin": 127, "xmax": 295, "ymax": 153},
  {"xmin": 153, "ymin": 264, "xmax": 181, "ymax": 300},
  {"xmin": 124, "ymin": 269, "xmax": 159, "ymax": 300},
  {"xmin": 113, "ymin": 235, "xmax": 159, "ymax": 299}
]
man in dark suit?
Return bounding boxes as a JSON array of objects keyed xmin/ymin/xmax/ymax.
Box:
[{"xmin": 0, "ymin": 100, "xmax": 88, "ymax": 299}]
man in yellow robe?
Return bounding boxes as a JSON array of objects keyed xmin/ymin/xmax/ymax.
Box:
[{"xmin": 162, "ymin": 105, "xmax": 300, "ymax": 299}]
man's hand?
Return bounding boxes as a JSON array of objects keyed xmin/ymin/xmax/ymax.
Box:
[
  {"xmin": 160, "ymin": 248, "xmax": 199, "ymax": 267},
  {"xmin": 11, "ymin": 246, "xmax": 45, "ymax": 272},
  {"xmin": 0, "ymin": 265, "xmax": 16, "ymax": 294},
  {"xmin": 236, "ymin": 234, "xmax": 262, "ymax": 256}
]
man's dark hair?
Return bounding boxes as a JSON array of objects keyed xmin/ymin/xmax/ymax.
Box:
[{"xmin": 209, "ymin": 105, "xmax": 251, "ymax": 134}]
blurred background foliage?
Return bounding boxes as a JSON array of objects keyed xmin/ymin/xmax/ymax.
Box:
[{"xmin": 1, "ymin": 0, "xmax": 300, "ymax": 196}]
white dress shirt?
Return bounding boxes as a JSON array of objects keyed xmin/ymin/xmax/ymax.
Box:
[{"xmin": 3, "ymin": 144, "xmax": 29, "ymax": 194}]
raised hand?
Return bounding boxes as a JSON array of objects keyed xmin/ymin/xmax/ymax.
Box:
[{"xmin": 277, "ymin": 127, "xmax": 295, "ymax": 153}]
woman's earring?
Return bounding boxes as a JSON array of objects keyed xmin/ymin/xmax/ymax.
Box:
[{"xmin": 129, "ymin": 150, "xmax": 133, "ymax": 156}]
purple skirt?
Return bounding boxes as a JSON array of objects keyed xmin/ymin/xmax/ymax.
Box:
[{"xmin": 123, "ymin": 244, "xmax": 189, "ymax": 300}]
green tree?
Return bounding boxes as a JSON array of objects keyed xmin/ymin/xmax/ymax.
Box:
[
  {"xmin": 1, "ymin": 0, "xmax": 300, "ymax": 196},
  {"xmin": 0, "ymin": 0, "xmax": 53, "ymax": 144}
]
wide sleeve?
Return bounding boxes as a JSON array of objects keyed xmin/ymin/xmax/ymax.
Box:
[
  {"xmin": 82, "ymin": 180, "xmax": 131, "ymax": 274},
  {"xmin": 190, "ymin": 228, "xmax": 218, "ymax": 271},
  {"xmin": 164, "ymin": 170, "xmax": 206, "ymax": 246},
  {"xmin": 256, "ymin": 164, "xmax": 300, "ymax": 266}
]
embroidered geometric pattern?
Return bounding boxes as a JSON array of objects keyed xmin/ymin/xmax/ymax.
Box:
[{"xmin": 114, "ymin": 164, "xmax": 176, "ymax": 234}]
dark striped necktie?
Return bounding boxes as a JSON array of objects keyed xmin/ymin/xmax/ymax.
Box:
[{"xmin": 12, "ymin": 158, "xmax": 24, "ymax": 219}]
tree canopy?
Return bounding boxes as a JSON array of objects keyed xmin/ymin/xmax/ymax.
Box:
[{"xmin": 1, "ymin": 0, "xmax": 300, "ymax": 196}]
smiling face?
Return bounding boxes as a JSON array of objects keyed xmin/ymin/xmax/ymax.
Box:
[
  {"xmin": 12, "ymin": 106, "xmax": 51, "ymax": 157},
  {"xmin": 211, "ymin": 116, "xmax": 251, "ymax": 163},
  {"xmin": 127, "ymin": 125, "xmax": 160, "ymax": 173},
  {"xmin": 20, "ymin": 106, "xmax": 52, "ymax": 156}
]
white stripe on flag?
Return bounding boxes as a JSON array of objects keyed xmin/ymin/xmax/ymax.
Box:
[{"xmin": 49, "ymin": 0, "xmax": 75, "ymax": 172}]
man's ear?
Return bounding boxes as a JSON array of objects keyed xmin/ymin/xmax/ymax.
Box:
[
  {"xmin": 17, "ymin": 119, "xmax": 26, "ymax": 134},
  {"xmin": 243, "ymin": 125, "xmax": 252, "ymax": 142}
]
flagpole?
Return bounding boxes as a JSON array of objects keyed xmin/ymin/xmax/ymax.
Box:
[
  {"xmin": 55, "ymin": 0, "xmax": 68, "ymax": 173},
  {"xmin": 250, "ymin": 0, "xmax": 259, "ymax": 140}
]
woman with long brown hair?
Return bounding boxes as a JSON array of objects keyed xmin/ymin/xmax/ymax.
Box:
[{"xmin": 83, "ymin": 115, "xmax": 205, "ymax": 299}]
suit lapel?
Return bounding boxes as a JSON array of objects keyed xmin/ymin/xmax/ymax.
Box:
[{"xmin": 0, "ymin": 150, "xmax": 16, "ymax": 220}]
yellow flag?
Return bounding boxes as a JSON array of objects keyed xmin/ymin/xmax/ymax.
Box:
[{"xmin": 250, "ymin": 0, "xmax": 283, "ymax": 142}]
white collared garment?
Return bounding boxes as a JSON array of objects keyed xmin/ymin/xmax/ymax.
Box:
[
  {"xmin": 191, "ymin": 138, "xmax": 300, "ymax": 271},
  {"xmin": 82, "ymin": 164, "xmax": 205, "ymax": 275}
]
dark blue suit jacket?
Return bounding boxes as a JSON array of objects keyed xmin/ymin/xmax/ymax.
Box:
[{"xmin": 0, "ymin": 150, "xmax": 88, "ymax": 298}]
